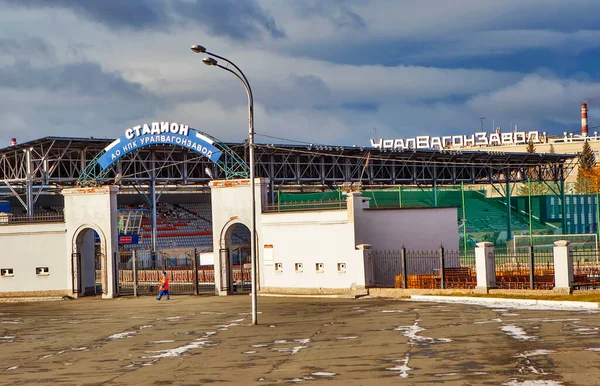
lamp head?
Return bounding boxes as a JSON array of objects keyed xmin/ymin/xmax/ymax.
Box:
[
  {"xmin": 202, "ymin": 57, "xmax": 218, "ymax": 66},
  {"xmin": 190, "ymin": 44, "xmax": 206, "ymax": 53}
]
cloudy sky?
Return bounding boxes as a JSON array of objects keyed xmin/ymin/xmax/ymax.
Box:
[{"xmin": 1, "ymin": 0, "xmax": 600, "ymax": 147}]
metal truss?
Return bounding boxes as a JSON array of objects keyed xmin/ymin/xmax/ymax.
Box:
[
  {"xmin": 77, "ymin": 130, "xmax": 249, "ymax": 186},
  {"xmin": 254, "ymin": 146, "xmax": 573, "ymax": 187},
  {"xmin": 0, "ymin": 137, "xmax": 576, "ymax": 213}
]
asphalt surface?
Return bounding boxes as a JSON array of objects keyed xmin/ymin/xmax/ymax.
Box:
[{"xmin": 1, "ymin": 295, "xmax": 599, "ymax": 385}]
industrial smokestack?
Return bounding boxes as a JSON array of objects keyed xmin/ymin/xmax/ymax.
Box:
[
  {"xmin": 581, "ymin": 102, "xmax": 589, "ymax": 136},
  {"xmin": 10, "ymin": 138, "xmax": 16, "ymax": 147}
]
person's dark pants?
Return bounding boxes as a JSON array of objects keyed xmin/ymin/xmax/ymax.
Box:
[{"xmin": 157, "ymin": 290, "xmax": 170, "ymax": 300}]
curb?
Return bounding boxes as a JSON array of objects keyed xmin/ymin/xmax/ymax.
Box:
[
  {"xmin": 409, "ymin": 295, "xmax": 600, "ymax": 310},
  {"xmin": 258, "ymin": 293, "xmax": 358, "ymax": 299},
  {"xmin": 0, "ymin": 296, "xmax": 65, "ymax": 303}
]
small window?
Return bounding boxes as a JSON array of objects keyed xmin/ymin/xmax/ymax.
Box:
[
  {"xmin": 337, "ymin": 263, "xmax": 346, "ymax": 272},
  {"xmin": 295, "ymin": 263, "xmax": 303, "ymax": 272},
  {"xmin": 275, "ymin": 263, "xmax": 283, "ymax": 272},
  {"xmin": 316, "ymin": 263, "xmax": 324, "ymax": 272},
  {"xmin": 36, "ymin": 267, "xmax": 49, "ymax": 276},
  {"xmin": 1, "ymin": 268, "xmax": 14, "ymax": 277}
]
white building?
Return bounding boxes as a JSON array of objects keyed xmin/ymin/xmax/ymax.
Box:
[{"xmin": 0, "ymin": 180, "xmax": 458, "ymax": 298}]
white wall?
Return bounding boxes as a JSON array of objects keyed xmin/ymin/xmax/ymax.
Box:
[
  {"xmin": 260, "ymin": 208, "xmax": 365, "ymax": 291},
  {"xmin": 210, "ymin": 178, "xmax": 268, "ymax": 295},
  {"xmin": 63, "ymin": 186, "xmax": 119, "ymax": 298},
  {"xmin": 0, "ymin": 222, "xmax": 68, "ymax": 293},
  {"xmin": 354, "ymin": 200, "xmax": 459, "ymax": 251}
]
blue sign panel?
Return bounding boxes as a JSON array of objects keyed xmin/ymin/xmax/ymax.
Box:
[
  {"xmin": 97, "ymin": 122, "xmax": 222, "ymax": 170},
  {"xmin": 118, "ymin": 234, "xmax": 140, "ymax": 244}
]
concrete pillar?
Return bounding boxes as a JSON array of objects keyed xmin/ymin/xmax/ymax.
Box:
[
  {"xmin": 346, "ymin": 192, "xmax": 368, "ymax": 223},
  {"xmin": 475, "ymin": 242, "xmax": 496, "ymax": 291},
  {"xmin": 356, "ymin": 243, "xmax": 372, "ymax": 288},
  {"xmin": 210, "ymin": 178, "xmax": 269, "ymax": 296},
  {"xmin": 63, "ymin": 186, "xmax": 119, "ymax": 299},
  {"xmin": 553, "ymin": 240, "xmax": 573, "ymax": 293}
]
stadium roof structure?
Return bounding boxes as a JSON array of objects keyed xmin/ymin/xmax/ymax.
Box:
[{"xmin": 0, "ymin": 136, "xmax": 576, "ymax": 205}]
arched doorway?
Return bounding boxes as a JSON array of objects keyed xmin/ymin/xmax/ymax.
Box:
[
  {"xmin": 72, "ymin": 226, "xmax": 107, "ymax": 297},
  {"xmin": 220, "ymin": 223, "xmax": 251, "ymax": 294}
]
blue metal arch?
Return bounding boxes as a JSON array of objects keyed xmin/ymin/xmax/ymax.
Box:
[{"xmin": 77, "ymin": 126, "xmax": 249, "ymax": 186}]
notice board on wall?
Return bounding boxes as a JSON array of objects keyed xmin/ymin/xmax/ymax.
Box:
[{"xmin": 263, "ymin": 244, "xmax": 274, "ymax": 266}]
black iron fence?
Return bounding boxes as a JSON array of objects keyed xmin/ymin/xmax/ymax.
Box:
[
  {"xmin": 367, "ymin": 247, "xmax": 476, "ymax": 289},
  {"xmin": 571, "ymin": 247, "xmax": 600, "ymax": 289},
  {"xmin": 0, "ymin": 213, "xmax": 64, "ymax": 225},
  {"xmin": 367, "ymin": 246, "xmax": 566, "ymax": 290},
  {"xmin": 117, "ymin": 248, "xmax": 215, "ymax": 296},
  {"xmin": 494, "ymin": 248, "xmax": 554, "ymax": 290},
  {"xmin": 263, "ymin": 199, "xmax": 347, "ymax": 213}
]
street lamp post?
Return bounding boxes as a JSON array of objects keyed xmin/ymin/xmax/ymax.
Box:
[{"xmin": 191, "ymin": 44, "xmax": 258, "ymax": 325}]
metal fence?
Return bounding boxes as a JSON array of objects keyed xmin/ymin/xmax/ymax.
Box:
[
  {"xmin": 494, "ymin": 248, "xmax": 554, "ymax": 290},
  {"xmin": 367, "ymin": 246, "xmax": 567, "ymax": 290},
  {"xmin": 367, "ymin": 247, "xmax": 476, "ymax": 290},
  {"xmin": 117, "ymin": 248, "xmax": 215, "ymax": 296},
  {"xmin": 263, "ymin": 199, "xmax": 347, "ymax": 213},
  {"xmin": 571, "ymin": 247, "xmax": 600, "ymax": 289},
  {"xmin": 0, "ymin": 213, "xmax": 64, "ymax": 225}
]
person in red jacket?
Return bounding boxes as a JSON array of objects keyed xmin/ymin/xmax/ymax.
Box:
[{"xmin": 157, "ymin": 271, "xmax": 170, "ymax": 300}]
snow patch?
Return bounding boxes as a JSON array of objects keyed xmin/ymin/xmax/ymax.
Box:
[
  {"xmin": 474, "ymin": 318, "xmax": 503, "ymax": 324},
  {"xmin": 311, "ymin": 372, "xmax": 336, "ymax": 377},
  {"xmin": 386, "ymin": 353, "xmax": 411, "ymax": 378},
  {"xmin": 144, "ymin": 339, "xmax": 214, "ymax": 358},
  {"xmin": 336, "ymin": 336, "xmax": 359, "ymax": 340},
  {"xmin": 395, "ymin": 322, "xmax": 452, "ymax": 345},
  {"xmin": 500, "ymin": 325, "xmax": 537, "ymax": 341},
  {"xmin": 503, "ymin": 380, "xmax": 563, "ymax": 385},
  {"xmin": 271, "ymin": 339, "xmax": 310, "ymax": 355},
  {"xmin": 149, "ymin": 340, "xmax": 175, "ymax": 344},
  {"xmin": 434, "ymin": 372, "xmax": 488, "ymax": 377},
  {"xmin": 107, "ymin": 331, "xmax": 136, "ymax": 340},
  {"xmin": 516, "ymin": 350, "xmax": 555, "ymax": 358}
]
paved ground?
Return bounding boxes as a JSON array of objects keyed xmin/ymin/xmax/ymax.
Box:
[{"xmin": 1, "ymin": 295, "xmax": 600, "ymax": 385}]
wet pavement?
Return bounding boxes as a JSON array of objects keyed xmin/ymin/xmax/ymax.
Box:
[{"xmin": 1, "ymin": 295, "xmax": 599, "ymax": 385}]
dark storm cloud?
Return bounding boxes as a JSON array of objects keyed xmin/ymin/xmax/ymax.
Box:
[
  {"xmin": 293, "ymin": 0, "xmax": 366, "ymax": 29},
  {"xmin": 0, "ymin": 60, "xmax": 152, "ymax": 99},
  {"xmin": 173, "ymin": 0, "xmax": 284, "ymax": 40},
  {"xmin": 1, "ymin": 0, "xmax": 167, "ymax": 30},
  {"xmin": 1, "ymin": 0, "xmax": 284, "ymax": 40}
]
